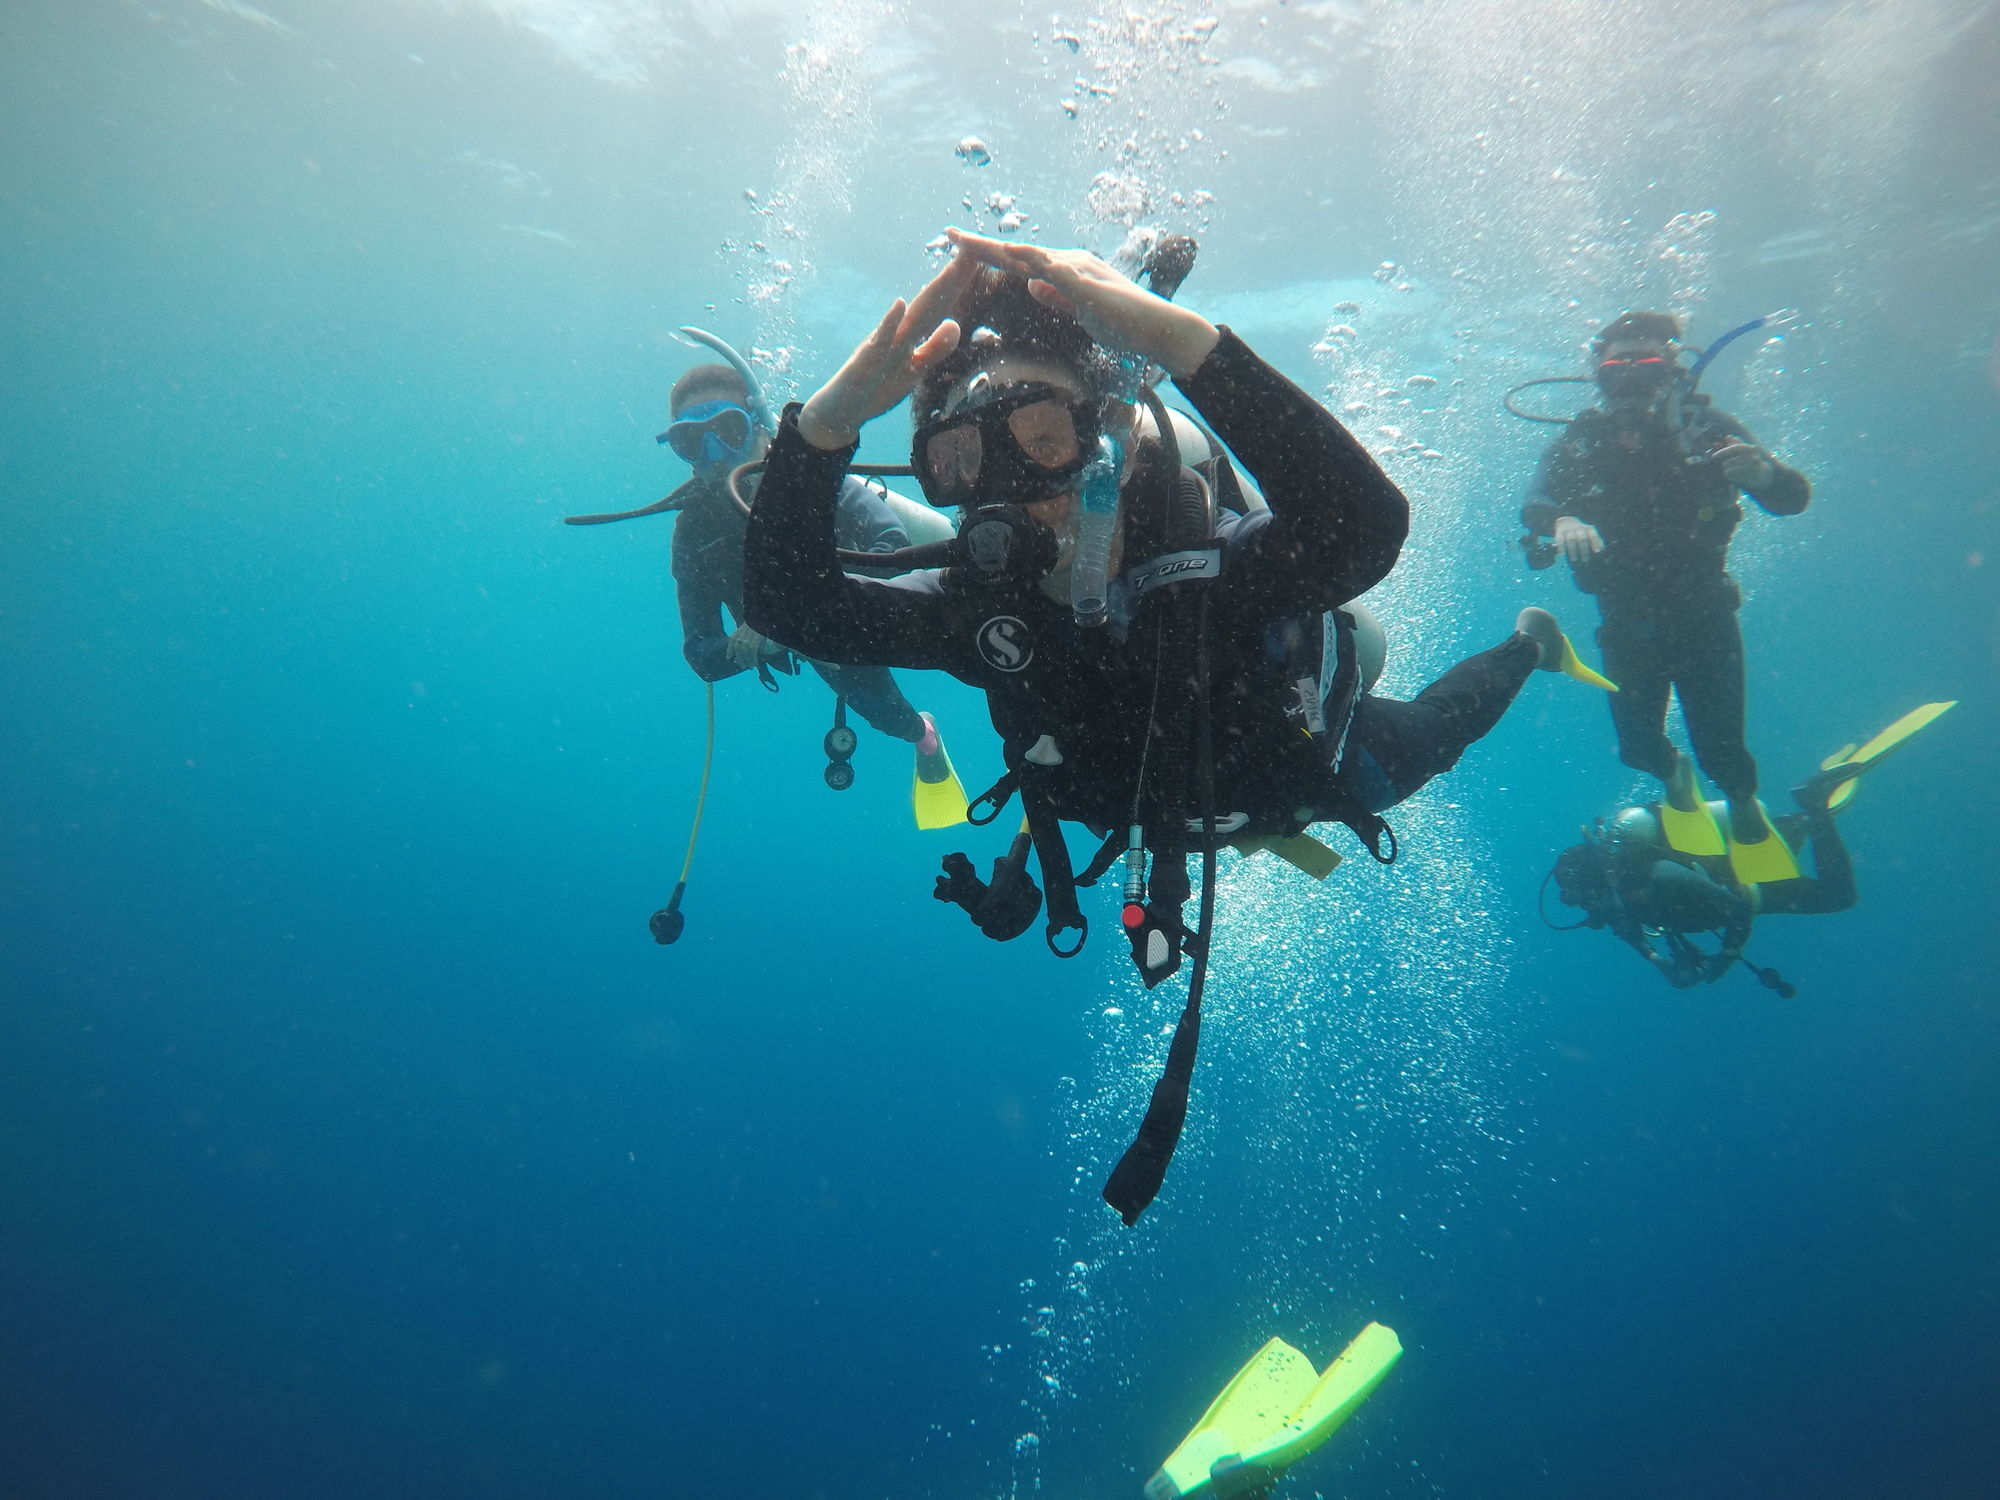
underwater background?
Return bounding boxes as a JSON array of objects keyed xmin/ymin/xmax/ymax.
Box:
[{"xmin": 4, "ymin": 1, "xmax": 1998, "ymax": 1496}]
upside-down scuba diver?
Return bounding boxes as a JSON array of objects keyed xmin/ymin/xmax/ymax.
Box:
[
  {"xmin": 1543, "ymin": 700, "xmax": 1955, "ymax": 994},
  {"xmin": 739, "ymin": 227, "xmax": 1612, "ymax": 1222}
]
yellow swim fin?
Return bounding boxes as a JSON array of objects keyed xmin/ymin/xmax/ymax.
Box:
[
  {"xmin": 1817, "ymin": 700, "xmax": 1957, "ymax": 812},
  {"xmin": 1554, "ymin": 633, "xmax": 1618, "ymax": 692},
  {"xmin": 1145, "ymin": 1324, "xmax": 1403, "ymax": 1500},
  {"xmin": 1517, "ymin": 607, "xmax": 1617, "ymax": 691},
  {"xmin": 1658, "ymin": 758, "xmax": 1725, "ymax": 857},
  {"xmin": 1232, "ymin": 833, "xmax": 1343, "ymax": 880},
  {"xmin": 1727, "ymin": 800, "xmax": 1801, "ymax": 885},
  {"xmin": 912, "ymin": 715, "xmax": 968, "ymax": 830}
]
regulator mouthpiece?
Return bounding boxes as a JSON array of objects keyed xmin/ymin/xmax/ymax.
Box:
[{"xmin": 1069, "ymin": 433, "xmax": 1124, "ymax": 627}]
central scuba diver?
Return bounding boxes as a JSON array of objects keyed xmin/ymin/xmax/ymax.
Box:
[
  {"xmin": 1519, "ymin": 310, "xmax": 1811, "ymax": 884},
  {"xmin": 740, "ymin": 228, "xmax": 1611, "ymax": 1221}
]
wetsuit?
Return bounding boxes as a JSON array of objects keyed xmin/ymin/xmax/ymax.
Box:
[
  {"xmin": 743, "ymin": 329, "xmax": 1488, "ymax": 857},
  {"xmin": 1521, "ymin": 398, "xmax": 1809, "ymax": 800},
  {"xmin": 672, "ymin": 472, "xmax": 926, "ymax": 741}
]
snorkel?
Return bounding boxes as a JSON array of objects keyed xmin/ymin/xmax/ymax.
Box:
[
  {"xmin": 1664, "ymin": 309, "xmax": 1795, "ymax": 462},
  {"xmin": 1068, "ymin": 353, "xmax": 1144, "ymax": 628},
  {"xmin": 676, "ymin": 326, "xmax": 780, "ymax": 437}
]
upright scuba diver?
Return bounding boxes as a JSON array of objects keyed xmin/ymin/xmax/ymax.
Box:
[
  {"xmin": 1544, "ymin": 701, "xmax": 1955, "ymax": 993},
  {"xmin": 1517, "ymin": 310, "xmax": 1812, "ymax": 885},
  {"xmin": 740, "ymin": 227, "xmax": 1610, "ymax": 1220},
  {"xmin": 565, "ymin": 331, "xmax": 963, "ymax": 809}
]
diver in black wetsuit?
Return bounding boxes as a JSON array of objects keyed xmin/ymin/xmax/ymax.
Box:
[
  {"xmin": 1520, "ymin": 310, "xmax": 1810, "ymax": 852},
  {"xmin": 743, "ymin": 228, "xmax": 1605, "ymax": 1223},
  {"xmin": 660, "ymin": 362, "xmax": 931, "ymax": 752},
  {"xmin": 1547, "ymin": 766, "xmax": 1857, "ymax": 991},
  {"xmin": 744, "ymin": 229, "xmax": 1604, "ymax": 978}
]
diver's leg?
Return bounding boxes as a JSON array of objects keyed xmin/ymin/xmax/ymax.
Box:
[
  {"xmin": 1342, "ymin": 633, "xmax": 1536, "ymax": 803},
  {"xmin": 1597, "ymin": 618, "xmax": 1678, "ymax": 783},
  {"xmin": 1760, "ymin": 807, "xmax": 1858, "ymax": 916},
  {"xmin": 809, "ymin": 660, "xmax": 925, "ymax": 742},
  {"xmin": 1675, "ymin": 608, "xmax": 1758, "ymax": 803}
]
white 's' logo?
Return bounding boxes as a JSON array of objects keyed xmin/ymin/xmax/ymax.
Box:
[{"xmin": 976, "ymin": 615, "xmax": 1033, "ymax": 673}]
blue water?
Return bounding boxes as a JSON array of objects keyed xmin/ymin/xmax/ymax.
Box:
[{"xmin": 5, "ymin": 3, "xmax": 1998, "ymax": 1496}]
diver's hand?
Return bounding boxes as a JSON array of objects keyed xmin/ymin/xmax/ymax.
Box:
[
  {"xmin": 946, "ymin": 228, "xmax": 1220, "ymax": 379},
  {"xmin": 1713, "ymin": 441, "xmax": 1774, "ymax": 489},
  {"xmin": 726, "ymin": 623, "xmax": 770, "ymax": 670},
  {"xmin": 1553, "ymin": 515, "xmax": 1605, "ymax": 563},
  {"xmin": 797, "ymin": 255, "xmax": 977, "ymax": 451}
]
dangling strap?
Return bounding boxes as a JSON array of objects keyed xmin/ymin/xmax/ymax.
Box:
[
  {"xmin": 1021, "ymin": 779, "xmax": 1087, "ymax": 958},
  {"xmin": 1074, "ymin": 828, "xmax": 1127, "ymax": 888},
  {"xmin": 1103, "ymin": 582, "xmax": 1219, "ymax": 1225}
]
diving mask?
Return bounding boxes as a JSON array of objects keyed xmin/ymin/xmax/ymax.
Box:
[
  {"xmin": 1595, "ymin": 351, "xmax": 1678, "ymax": 402},
  {"xmin": 911, "ymin": 381, "xmax": 1103, "ymax": 509},
  {"xmin": 660, "ymin": 400, "xmax": 755, "ymax": 468}
]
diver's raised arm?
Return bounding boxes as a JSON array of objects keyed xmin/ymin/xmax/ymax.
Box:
[
  {"xmin": 796, "ymin": 254, "xmax": 976, "ymax": 451},
  {"xmin": 1175, "ymin": 332, "xmax": 1409, "ymax": 609},
  {"xmin": 947, "ymin": 229, "xmax": 1220, "ymax": 378}
]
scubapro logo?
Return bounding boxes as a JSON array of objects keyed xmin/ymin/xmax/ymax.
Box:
[{"xmin": 976, "ymin": 615, "xmax": 1034, "ymax": 673}]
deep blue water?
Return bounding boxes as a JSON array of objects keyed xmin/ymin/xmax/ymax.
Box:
[{"xmin": 5, "ymin": 2, "xmax": 1998, "ymax": 1497}]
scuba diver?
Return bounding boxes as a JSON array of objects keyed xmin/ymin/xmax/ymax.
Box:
[
  {"xmin": 740, "ymin": 227, "xmax": 1610, "ymax": 1220},
  {"xmin": 565, "ymin": 331, "xmax": 962, "ymax": 804},
  {"xmin": 1516, "ymin": 309, "xmax": 1812, "ymax": 885},
  {"xmin": 1543, "ymin": 701, "xmax": 1955, "ymax": 993}
]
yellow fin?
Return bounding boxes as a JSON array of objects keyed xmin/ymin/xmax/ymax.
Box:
[
  {"xmin": 1558, "ymin": 634, "xmax": 1618, "ymax": 692},
  {"xmin": 1234, "ymin": 833, "xmax": 1343, "ymax": 881},
  {"xmin": 1728, "ymin": 801, "xmax": 1801, "ymax": 884},
  {"xmin": 1818, "ymin": 701, "xmax": 1956, "ymax": 813},
  {"xmin": 1659, "ymin": 797, "xmax": 1726, "ymax": 857},
  {"xmin": 1147, "ymin": 1324, "xmax": 1403, "ymax": 1499},
  {"xmin": 912, "ymin": 732, "xmax": 968, "ymax": 830}
]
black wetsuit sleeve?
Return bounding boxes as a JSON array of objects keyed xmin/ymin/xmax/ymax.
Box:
[
  {"xmin": 742, "ymin": 407, "xmax": 960, "ymax": 671},
  {"xmin": 673, "ymin": 526, "xmax": 746, "ymax": 683},
  {"xmin": 1705, "ymin": 409, "xmax": 1810, "ymax": 515},
  {"xmin": 1174, "ymin": 328, "xmax": 1408, "ymax": 609}
]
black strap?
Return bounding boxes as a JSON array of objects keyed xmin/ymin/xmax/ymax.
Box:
[
  {"xmin": 1103, "ymin": 582, "xmax": 1218, "ymax": 1225},
  {"xmin": 965, "ymin": 770, "xmax": 1019, "ymax": 827},
  {"xmin": 1074, "ymin": 829, "xmax": 1127, "ymax": 889},
  {"xmin": 1022, "ymin": 780, "xmax": 1087, "ymax": 958}
]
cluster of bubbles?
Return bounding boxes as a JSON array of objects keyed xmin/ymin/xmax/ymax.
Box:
[
  {"xmin": 716, "ymin": 1, "xmax": 901, "ymax": 393},
  {"xmin": 1037, "ymin": 6, "xmax": 1230, "ymax": 245},
  {"xmin": 1312, "ymin": 267, "xmax": 1457, "ymax": 493}
]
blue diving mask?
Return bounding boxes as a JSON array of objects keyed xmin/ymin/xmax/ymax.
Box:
[{"xmin": 660, "ymin": 400, "xmax": 755, "ymax": 469}]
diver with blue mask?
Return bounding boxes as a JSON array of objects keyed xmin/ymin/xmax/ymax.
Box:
[{"xmin": 566, "ymin": 334, "xmax": 963, "ymax": 813}]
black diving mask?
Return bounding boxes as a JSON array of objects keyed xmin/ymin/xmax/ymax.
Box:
[
  {"xmin": 912, "ymin": 381, "xmax": 1103, "ymax": 509},
  {"xmin": 1595, "ymin": 352, "xmax": 1678, "ymax": 403}
]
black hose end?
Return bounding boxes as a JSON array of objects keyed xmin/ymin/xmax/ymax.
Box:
[{"xmin": 649, "ymin": 908, "xmax": 685, "ymax": 945}]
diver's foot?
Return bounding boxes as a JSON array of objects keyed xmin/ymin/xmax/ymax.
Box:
[
  {"xmin": 915, "ymin": 711, "xmax": 940, "ymax": 758},
  {"xmin": 1790, "ymin": 760, "xmax": 1865, "ymax": 814},
  {"xmin": 1663, "ymin": 752, "xmax": 1701, "ymax": 813},
  {"xmin": 1727, "ymin": 797, "xmax": 1773, "ymax": 845},
  {"xmin": 1514, "ymin": 607, "xmax": 1566, "ymax": 672}
]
